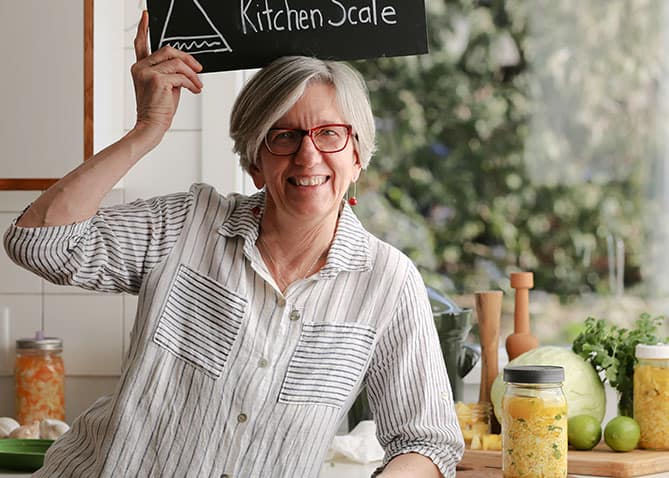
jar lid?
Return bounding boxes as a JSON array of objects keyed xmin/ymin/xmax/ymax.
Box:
[
  {"xmin": 636, "ymin": 343, "xmax": 669, "ymax": 359},
  {"xmin": 16, "ymin": 337, "xmax": 63, "ymax": 351},
  {"xmin": 504, "ymin": 365, "xmax": 564, "ymax": 384}
]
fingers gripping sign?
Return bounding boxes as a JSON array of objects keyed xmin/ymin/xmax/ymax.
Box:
[{"xmin": 131, "ymin": 10, "xmax": 203, "ymax": 135}]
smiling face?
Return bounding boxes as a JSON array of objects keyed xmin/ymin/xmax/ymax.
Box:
[{"xmin": 251, "ymin": 81, "xmax": 361, "ymax": 227}]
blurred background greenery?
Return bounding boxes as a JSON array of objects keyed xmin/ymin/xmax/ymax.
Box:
[{"xmin": 351, "ymin": 0, "xmax": 669, "ymax": 343}]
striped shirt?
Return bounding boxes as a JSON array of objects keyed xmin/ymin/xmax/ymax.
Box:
[{"xmin": 3, "ymin": 183, "xmax": 464, "ymax": 478}]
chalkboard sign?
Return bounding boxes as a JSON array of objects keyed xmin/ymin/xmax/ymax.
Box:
[{"xmin": 146, "ymin": 0, "xmax": 428, "ymax": 73}]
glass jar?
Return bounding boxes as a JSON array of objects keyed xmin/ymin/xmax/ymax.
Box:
[
  {"xmin": 634, "ymin": 343, "xmax": 669, "ymax": 450},
  {"xmin": 502, "ymin": 365, "xmax": 567, "ymax": 478},
  {"xmin": 15, "ymin": 335, "xmax": 65, "ymax": 425}
]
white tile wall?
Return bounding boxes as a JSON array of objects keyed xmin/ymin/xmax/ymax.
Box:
[
  {"xmin": 94, "ymin": 0, "xmax": 125, "ymax": 155},
  {"xmin": 44, "ymin": 295, "xmax": 123, "ymax": 376},
  {"xmin": 123, "ymin": 131, "xmax": 202, "ymax": 201},
  {"xmin": 0, "ymin": 298, "xmax": 42, "ymax": 375},
  {"xmin": 0, "ymin": 191, "xmax": 41, "ymax": 213},
  {"xmin": 201, "ymin": 71, "xmax": 258, "ymax": 196},
  {"xmin": 41, "ymin": 282, "xmax": 96, "ymax": 296},
  {"xmin": 62, "ymin": 377, "xmax": 120, "ymax": 423}
]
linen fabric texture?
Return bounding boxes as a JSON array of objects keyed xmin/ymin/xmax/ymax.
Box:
[{"xmin": 3, "ymin": 183, "xmax": 464, "ymax": 477}]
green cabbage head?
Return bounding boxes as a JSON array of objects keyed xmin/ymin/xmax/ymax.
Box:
[{"xmin": 490, "ymin": 346, "xmax": 606, "ymax": 424}]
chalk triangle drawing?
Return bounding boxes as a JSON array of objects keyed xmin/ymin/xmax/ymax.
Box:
[{"xmin": 158, "ymin": 0, "xmax": 232, "ymax": 54}]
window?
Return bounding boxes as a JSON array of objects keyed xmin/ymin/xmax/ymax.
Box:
[{"xmin": 353, "ymin": 0, "xmax": 669, "ymax": 343}]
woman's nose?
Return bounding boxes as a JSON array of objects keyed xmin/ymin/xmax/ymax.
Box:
[{"xmin": 293, "ymin": 134, "xmax": 322, "ymax": 166}]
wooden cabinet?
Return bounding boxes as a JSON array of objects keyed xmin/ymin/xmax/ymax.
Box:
[{"xmin": 0, "ymin": 0, "xmax": 92, "ymax": 190}]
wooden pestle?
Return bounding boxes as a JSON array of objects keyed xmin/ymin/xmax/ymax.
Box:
[
  {"xmin": 475, "ymin": 290, "xmax": 503, "ymax": 434},
  {"xmin": 506, "ymin": 272, "xmax": 539, "ymax": 361}
]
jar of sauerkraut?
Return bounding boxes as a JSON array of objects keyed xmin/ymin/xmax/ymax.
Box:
[
  {"xmin": 502, "ymin": 365, "xmax": 567, "ymax": 478},
  {"xmin": 15, "ymin": 334, "xmax": 65, "ymax": 425},
  {"xmin": 634, "ymin": 344, "xmax": 669, "ymax": 450}
]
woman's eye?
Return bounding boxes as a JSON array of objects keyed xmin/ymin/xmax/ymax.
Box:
[{"xmin": 274, "ymin": 131, "xmax": 298, "ymax": 141}]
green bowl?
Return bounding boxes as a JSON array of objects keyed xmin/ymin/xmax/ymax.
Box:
[{"xmin": 0, "ymin": 439, "xmax": 54, "ymax": 472}]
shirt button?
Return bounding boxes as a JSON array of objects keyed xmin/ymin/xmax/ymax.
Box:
[
  {"xmin": 277, "ymin": 297, "xmax": 286, "ymax": 306},
  {"xmin": 289, "ymin": 309, "xmax": 300, "ymax": 321},
  {"xmin": 238, "ymin": 413, "xmax": 248, "ymax": 423},
  {"xmin": 258, "ymin": 358, "xmax": 268, "ymax": 368}
]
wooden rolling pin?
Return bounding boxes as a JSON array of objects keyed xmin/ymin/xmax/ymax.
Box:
[
  {"xmin": 475, "ymin": 290, "xmax": 503, "ymax": 434},
  {"xmin": 506, "ymin": 272, "xmax": 539, "ymax": 361}
]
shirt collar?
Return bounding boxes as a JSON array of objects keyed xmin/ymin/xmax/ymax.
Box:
[{"xmin": 216, "ymin": 191, "xmax": 372, "ymax": 278}]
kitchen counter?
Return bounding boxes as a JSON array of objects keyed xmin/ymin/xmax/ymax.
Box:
[
  {"xmin": 318, "ymin": 462, "xmax": 669, "ymax": 478},
  {"xmin": 0, "ymin": 461, "xmax": 669, "ymax": 478},
  {"xmin": 3, "ymin": 458, "xmax": 669, "ymax": 477}
]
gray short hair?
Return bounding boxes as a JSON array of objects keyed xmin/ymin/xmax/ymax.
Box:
[{"xmin": 230, "ymin": 56, "xmax": 376, "ymax": 174}]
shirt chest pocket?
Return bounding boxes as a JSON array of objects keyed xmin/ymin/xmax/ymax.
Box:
[
  {"xmin": 279, "ymin": 322, "xmax": 376, "ymax": 408},
  {"xmin": 152, "ymin": 264, "xmax": 247, "ymax": 379}
]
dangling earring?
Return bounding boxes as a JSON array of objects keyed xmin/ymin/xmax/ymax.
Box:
[{"xmin": 348, "ymin": 182, "xmax": 358, "ymax": 206}]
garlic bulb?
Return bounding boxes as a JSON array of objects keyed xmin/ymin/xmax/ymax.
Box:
[
  {"xmin": 39, "ymin": 418, "xmax": 69, "ymax": 440},
  {"xmin": 0, "ymin": 417, "xmax": 20, "ymax": 438},
  {"xmin": 9, "ymin": 421, "xmax": 40, "ymax": 439}
]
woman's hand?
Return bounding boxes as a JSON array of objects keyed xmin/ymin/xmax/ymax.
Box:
[{"xmin": 131, "ymin": 10, "xmax": 203, "ymax": 138}]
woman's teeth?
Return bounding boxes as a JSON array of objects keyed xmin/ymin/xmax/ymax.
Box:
[{"xmin": 292, "ymin": 176, "xmax": 327, "ymax": 186}]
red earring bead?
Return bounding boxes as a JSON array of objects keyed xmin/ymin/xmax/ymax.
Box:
[{"xmin": 348, "ymin": 197, "xmax": 358, "ymax": 206}]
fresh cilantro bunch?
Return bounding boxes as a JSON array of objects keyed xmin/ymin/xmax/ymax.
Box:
[{"xmin": 572, "ymin": 313, "xmax": 666, "ymax": 417}]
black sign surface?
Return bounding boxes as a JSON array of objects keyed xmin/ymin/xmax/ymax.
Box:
[{"xmin": 146, "ymin": 0, "xmax": 428, "ymax": 73}]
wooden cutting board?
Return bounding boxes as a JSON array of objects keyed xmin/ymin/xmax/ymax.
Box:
[{"xmin": 460, "ymin": 444, "xmax": 669, "ymax": 477}]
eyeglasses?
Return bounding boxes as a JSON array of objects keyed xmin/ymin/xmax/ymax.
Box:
[{"xmin": 264, "ymin": 124, "xmax": 353, "ymax": 156}]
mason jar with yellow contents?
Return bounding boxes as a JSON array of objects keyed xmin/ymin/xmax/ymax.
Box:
[
  {"xmin": 502, "ymin": 365, "xmax": 567, "ymax": 478},
  {"xmin": 634, "ymin": 344, "xmax": 669, "ymax": 450}
]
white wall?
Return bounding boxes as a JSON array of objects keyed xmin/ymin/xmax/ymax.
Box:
[{"xmin": 0, "ymin": 0, "xmax": 253, "ymax": 422}]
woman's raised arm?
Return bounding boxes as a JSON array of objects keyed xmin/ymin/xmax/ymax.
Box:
[{"xmin": 16, "ymin": 10, "xmax": 203, "ymax": 228}]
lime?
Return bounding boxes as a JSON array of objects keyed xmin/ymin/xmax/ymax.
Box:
[
  {"xmin": 604, "ymin": 416, "xmax": 640, "ymax": 452},
  {"xmin": 568, "ymin": 414, "xmax": 602, "ymax": 450}
]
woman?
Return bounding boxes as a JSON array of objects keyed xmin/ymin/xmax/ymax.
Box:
[{"xmin": 3, "ymin": 11, "xmax": 463, "ymax": 478}]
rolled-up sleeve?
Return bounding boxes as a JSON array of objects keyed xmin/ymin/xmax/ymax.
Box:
[
  {"xmin": 366, "ymin": 265, "xmax": 464, "ymax": 477},
  {"xmin": 2, "ymin": 191, "xmax": 193, "ymax": 295}
]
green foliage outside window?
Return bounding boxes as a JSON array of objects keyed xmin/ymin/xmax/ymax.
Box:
[{"xmin": 353, "ymin": 0, "xmax": 665, "ymax": 301}]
